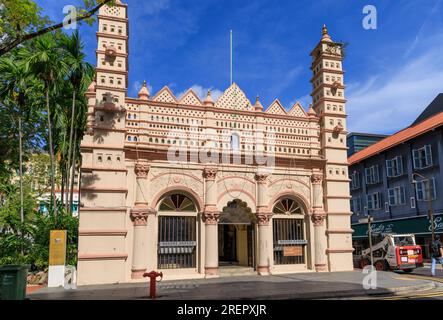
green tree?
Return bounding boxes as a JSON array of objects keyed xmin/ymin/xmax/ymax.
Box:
[
  {"xmin": 23, "ymin": 33, "xmax": 68, "ymax": 215},
  {"xmin": 0, "ymin": 0, "xmax": 115, "ymax": 56},
  {"xmin": 60, "ymin": 31, "xmax": 94, "ymax": 214},
  {"xmin": 0, "ymin": 57, "xmax": 32, "ymax": 227}
]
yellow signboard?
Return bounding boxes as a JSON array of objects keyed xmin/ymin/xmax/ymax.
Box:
[{"xmin": 49, "ymin": 230, "xmax": 67, "ymax": 266}]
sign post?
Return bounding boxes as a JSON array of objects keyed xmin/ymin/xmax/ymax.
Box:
[{"xmin": 48, "ymin": 230, "xmax": 67, "ymax": 288}]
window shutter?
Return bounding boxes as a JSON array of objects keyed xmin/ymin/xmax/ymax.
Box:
[
  {"xmin": 397, "ymin": 156, "xmax": 403, "ymax": 175},
  {"xmin": 386, "ymin": 160, "xmax": 393, "ymax": 177},
  {"xmin": 350, "ymin": 199, "xmax": 354, "ymax": 213},
  {"xmin": 416, "ymin": 182, "xmax": 423, "ymax": 201},
  {"xmin": 412, "ymin": 149, "xmax": 420, "ymax": 169},
  {"xmin": 375, "ymin": 193, "xmax": 380, "ymax": 209},
  {"xmin": 410, "ymin": 197, "xmax": 416, "ymax": 209},
  {"xmin": 357, "ymin": 197, "xmax": 362, "ymax": 212},
  {"xmin": 355, "ymin": 172, "xmax": 360, "ymax": 188},
  {"xmin": 388, "ymin": 188, "xmax": 395, "ymax": 206},
  {"xmin": 431, "ymin": 177, "xmax": 437, "ymax": 200},
  {"xmin": 367, "ymin": 194, "xmax": 373, "ymax": 210},
  {"xmin": 400, "ymin": 186, "xmax": 406, "ymax": 204},
  {"xmin": 425, "ymin": 145, "xmax": 433, "ymax": 167},
  {"xmin": 374, "ymin": 165, "xmax": 379, "ymax": 183},
  {"xmin": 365, "ymin": 168, "xmax": 371, "ymax": 184}
]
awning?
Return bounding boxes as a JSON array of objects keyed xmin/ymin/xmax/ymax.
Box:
[{"xmin": 352, "ymin": 213, "xmax": 443, "ymax": 238}]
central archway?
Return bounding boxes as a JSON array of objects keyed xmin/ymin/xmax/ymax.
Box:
[{"xmin": 218, "ymin": 199, "xmax": 255, "ymax": 268}]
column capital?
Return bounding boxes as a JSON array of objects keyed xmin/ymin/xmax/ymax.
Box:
[
  {"xmin": 311, "ymin": 173, "xmax": 323, "ymax": 185},
  {"xmin": 255, "ymin": 172, "xmax": 269, "ymax": 184},
  {"xmin": 203, "ymin": 167, "xmax": 218, "ymax": 181},
  {"xmin": 130, "ymin": 206, "xmax": 156, "ymax": 226},
  {"xmin": 202, "ymin": 211, "xmax": 220, "ymax": 225},
  {"xmin": 257, "ymin": 212, "xmax": 273, "ymax": 226},
  {"xmin": 135, "ymin": 163, "xmax": 150, "ymax": 179},
  {"xmin": 311, "ymin": 211, "xmax": 327, "ymax": 226}
]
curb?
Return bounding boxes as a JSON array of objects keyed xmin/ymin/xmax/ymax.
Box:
[{"xmin": 210, "ymin": 282, "xmax": 438, "ymax": 300}]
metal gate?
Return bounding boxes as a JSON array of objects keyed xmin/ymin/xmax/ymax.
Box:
[
  {"xmin": 273, "ymin": 218, "xmax": 306, "ymax": 265},
  {"xmin": 157, "ymin": 216, "xmax": 197, "ymax": 269}
]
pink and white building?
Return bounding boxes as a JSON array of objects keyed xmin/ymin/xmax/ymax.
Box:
[{"xmin": 77, "ymin": 0, "xmax": 354, "ymax": 285}]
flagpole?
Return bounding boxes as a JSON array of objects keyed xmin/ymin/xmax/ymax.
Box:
[{"xmin": 230, "ymin": 29, "xmax": 233, "ymax": 85}]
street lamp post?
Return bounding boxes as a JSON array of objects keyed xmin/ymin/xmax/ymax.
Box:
[
  {"xmin": 411, "ymin": 172, "xmax": 435, "ymax": 242},
  {"xmin": 368, "ymin": 214, "xmax": 374, "ymax": 268}
]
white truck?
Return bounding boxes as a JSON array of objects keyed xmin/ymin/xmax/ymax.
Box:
[{"xmin": 357, "ymin": 234, "xmax": 423, "ymax": 272}]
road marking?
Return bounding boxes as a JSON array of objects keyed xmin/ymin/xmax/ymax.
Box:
[
  {"xmin": 403, "ymin": 274, "xmax": 443, "ymax": 283},
  {"xmin": 393, "ymin": 277, "xmax": 417, "ymax": 281},
  {"xmin": 382, "ymin": 291, "xmax": 443, "ymax": 300}
]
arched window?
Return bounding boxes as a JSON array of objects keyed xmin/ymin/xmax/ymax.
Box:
[
  {"xmin": 158, "ymin": 194, "xmax": 196, "ymax": 212},
  {"xmin": 273, "ymin": 198, "xmax": 303, "ymax": 215},
  {"xmin": 272, "ymin": 197, "xmax": 306, "ymax": 265}
]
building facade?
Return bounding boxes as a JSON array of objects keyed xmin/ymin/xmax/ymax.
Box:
[
  {"xmin": 349, "ymin": 94, "xmax": 443, "ymax": 259},
  {"xmin": 347, "ymin": 132, "xmax": 387, "ymax": 157},
  {"xmin": 77, "ymin": 1, "xmax": 353, "ymax": 285}
]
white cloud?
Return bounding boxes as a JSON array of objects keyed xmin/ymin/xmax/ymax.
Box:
[
  {"xmin": 290, "ymin": 94, "xmax": 312, "ymax": 111},
  {"xmin": 347, "ymin": 43, "xmax": 443, "ymax": 134},
  {"xmin": 177, "ymin": 85, "xmax": 223, "ymax": 102},
  {"xmin": 137, "ymin": 0, "xmax": 171, "ymax": 15}
]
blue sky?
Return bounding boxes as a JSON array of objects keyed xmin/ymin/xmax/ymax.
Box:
[{"xmin": 35, "ymin": 0, "xmax": 443, "ymax": 134}]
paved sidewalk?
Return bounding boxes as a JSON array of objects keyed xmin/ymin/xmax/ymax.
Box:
[{"xmin": 29, "ymin": 270, "xmax": 440, "ymax": 300}]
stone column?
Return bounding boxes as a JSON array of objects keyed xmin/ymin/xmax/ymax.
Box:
[
  {"xmin": 130, "ymin": 163, "xmax": 155, "ymax": 279},
  {"xmin": 311, "ymin": 173, "xmax": 327, "ymax": 272},
  {"xmin": 255, "ymin": 172, "xmax": 272, "ymax": 275},
  {"xmin": 202, "ymin": 167, "xmax": 219, "ymax": 277}
]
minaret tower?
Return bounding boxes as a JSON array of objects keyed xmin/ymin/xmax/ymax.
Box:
[
  {"xmin": 78, "ymin": 0, "xmax": 130, "ymax": 285},
  {"xmin": 310, "ymin": 25, "xmax": 353, "ymax": 271}
]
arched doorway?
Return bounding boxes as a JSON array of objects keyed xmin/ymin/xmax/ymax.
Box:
[
  {"xmin": 272, "ymin": 197, "xmax": 308, "ymax": 266},
  {"xmin": 156, "ymin": 193, "xmax": 198, "ymax": 270},
  {"xmin": 218, "ymin": 199, "xmax": 256, "ymax": 268}
]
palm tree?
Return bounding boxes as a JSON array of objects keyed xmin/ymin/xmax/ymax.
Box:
[
  {"xmin": 22, "ymin": 34, "xmax": 68, "ymax": 216},
  {"xmin": 61, "ymin": 31, "xmax": 94, "ymax": 214},
  {"xmin": 0, "ymin": 55, "xmax": 33, "ymax": 252},
  {"xmin": 0, "ymin": 57, "xmax": 30, "ymax": 222}
]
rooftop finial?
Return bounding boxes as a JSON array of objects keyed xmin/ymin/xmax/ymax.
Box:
[
  {"xmin": 138, "ymin": 80, "xmax": 150, "ymax": 100},
  {"xmin": 254, "ymin": 94, "xmax": 263, "ymax": 111},
  {"xmin": 204, "ymin": 89, "xmax": 214, "ymax": 106},
  {"xmin": 321, "ymin": 24, "xmax": 332, "ymax": 42}
]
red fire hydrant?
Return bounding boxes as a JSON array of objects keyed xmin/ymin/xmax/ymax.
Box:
[{"xmin": 143, "ymin": 271, "xmax": 163, "ymax": 299}]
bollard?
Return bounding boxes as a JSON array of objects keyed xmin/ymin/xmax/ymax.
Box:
[{"xmin": 143, "ymin": 271, "xmax": 163, "ymax": 299}]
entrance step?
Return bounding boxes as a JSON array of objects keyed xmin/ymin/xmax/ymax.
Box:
[{"xmin": 219, "ymin": 266, "xmax": 257, "ymax": 277}]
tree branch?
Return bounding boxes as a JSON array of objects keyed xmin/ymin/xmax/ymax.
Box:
[{"xmin": 0, "ymin": 0, "xmax": 113, "ymax": 56}]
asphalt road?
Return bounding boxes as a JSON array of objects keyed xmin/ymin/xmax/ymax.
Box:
[{"xmin": 350, "ymin": 266, "xmax": 443, "ymax": 300}]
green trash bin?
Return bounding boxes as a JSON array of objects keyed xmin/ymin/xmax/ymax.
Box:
[{"xmin": 0, "ymin": 265, "xmax": 29, "ymax": 300}]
